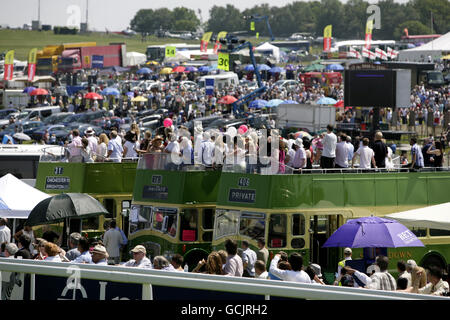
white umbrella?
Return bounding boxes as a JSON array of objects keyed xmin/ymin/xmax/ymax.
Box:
[{"xmin": 13, "ymin": 132, "xmax": 31, "ymax": 141}]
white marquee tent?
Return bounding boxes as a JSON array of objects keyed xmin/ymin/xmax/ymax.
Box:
[
  {"xmin": 255, "ymin": 42, "xmax": 281, "ymax": 63},
  {"xmin": 398, "ymin": 31, "xmax": 450, "ymax": 62},
  {"xmin": 386, "ymin": 202, "xmax": 450, "ymax": 231},
  {"xmin": 126, "ymin": 52, "xmax": 147, "ymax": 66},
  {"xmin": 0, "ymin": 173, "xmax": 50, "ymax": 219}
]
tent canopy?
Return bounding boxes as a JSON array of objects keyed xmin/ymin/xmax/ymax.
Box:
[
  {"xmin": 126, "ymin": 51, "xmax": 147, "ymax": 66},
  {"xmin": 0, "ymin": 174, "xmax": 50, "ymax": 219},
  {"xmin": 386, "ymin": 202, "xmax": 450, "ymax": 231},
  {"xmin": 255, "ymin": 42, "xmax": 281, "ymax": 63},
  {"xmin": 399, "ymin": 32, "xmax": 450, "ymax": 62}
]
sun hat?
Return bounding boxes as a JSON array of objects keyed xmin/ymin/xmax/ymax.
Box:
[
  {"xmin": 131, "ymin": 245, "xmax": 146, "ymax": 254},
  {"xmin": 92, "ymin": 245, "xmax": 108, "ymax": 258},
  {"xmin": 84, "ymin": 127, "xmax": 95, "ymax": 135}
]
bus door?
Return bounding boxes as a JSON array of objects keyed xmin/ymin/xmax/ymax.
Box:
[{"xmin": 309, "ymin": 214, "xmax": 343, "ymax": 272}]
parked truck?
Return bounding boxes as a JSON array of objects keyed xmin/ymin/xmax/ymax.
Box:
[{"xmin": 276, "ymin": 103, "xmax": 335, "ymax": 132}]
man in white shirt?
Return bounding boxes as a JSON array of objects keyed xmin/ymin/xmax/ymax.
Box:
[
  {"xmin": 0, "ymin": 218, "xmax": 11, "ymax": 244},
  {"xmin": 241, "ymin": 240, "xmax": 257, "ymax": 277},
  {"xmin": 67, "ymin": 129, "xmax": 82, "ymax": 160},
  {"xmin": 292, "ymin": 138, "xmax": 306, "ymax": 170},
  {"xmin": 335, "ymin": 133, "xmax": 350, "ymax": 168},
  {"xmin": 352, "ymin": 137, "xmax": 376, "ymax": 169},
  {"xmin": 269, "ymin": 252, "xmax": 312, "ymax": 283},
  {"xmin": 124, "ymin": 245, "xmax": 153, "ymax": 268},
  {"xmin": 223, "ymin": 239, "xmax": 243, "ymax": 277},
  {"xmin": 200, "ymin": 132, "xmax": 215, "ymax": 166},
  {"xmin": 346, "ymin": 135, "xmax": 354, "ymax": 163},
  {"xmin": 321, "ymin": 124, "xmax": 337, "ymax": 168},
  {"xmin": 107, "ymin": 130, "xmax": 123, "ymax": 163},
  {"xmin": 103, "ymin": 220, "xmax": 124, "ymax": 265},
  {"xmin": 84, "ymin": 127, "xmax": 98, "ymax": 155}
]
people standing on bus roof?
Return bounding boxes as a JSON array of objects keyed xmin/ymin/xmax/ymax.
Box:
[
  {"xmin": 335, "ymin": 133, "xmax": 350, "ymax": 168},
  {"xmin": 321, "ymin": 124, "xmax": 337, "ymax": 169},
  {"xmin": 84, "ymin": 127, "xmax": 98, "ymax": 155},
  {"xmin": 107, "ymin": 130, "xmax": 123, "ymax": 163},
  {"xmin": 409, "ymin": 137, "xmax": 424, "ymax": 170},
  {"xmin": 223, "ymin": 239, "xmax": 243, "ymax": 277},
  {"xmin": 372, "ymin": 131, "xmax": 388, "ymax": 168},
  {"xmin": 241, "ymin": 240, "xmax": 257, "ymax": 277},
  {"xmin": 269, "ymin": 252, "xmax": 311, "ymax": 283},
  {"xmin": 103, "ymin": 220, "xmax": 124, "ymax": 265},
  {"xmin": 352, "ymin": 138, "xmax": 376, "ymax": 169},
  {"xmin": 124, "ymin": 245, "xmax": 152, "ymax": 268}
]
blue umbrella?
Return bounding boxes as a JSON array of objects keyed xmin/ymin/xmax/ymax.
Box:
[
  {"xmin": 283, "ymin": 100, "xmax": 297, "ymax": 104},
  {"xmin": 285, "ymin": 64, "xmax": 295, "ymax": 71},
  {"xmin": 185, "ymin": 66, "xmax": 198, "ymax": 72},
  {"xmin": 317, "ymin": 97, "xmax": 338, "ymax": 105},
  {"xmin": 101, "ymin": 87, "xmax": 120, "ymax": 96},
  {"xmin": 126, "ymin": 92, "xmax": 135, "ymax": 98},
  {"xmin": 269, "ymin": 66, "xmax": 284, "ymax": 73},
  {"xmin": 198, "ymin": 66, "xmax": 210, "ymax": 72},
  {"xmin": 266, "ymin": 99, "xmax": 285, "ymax": 107},
  {"xmin": 137, "ymin": 67, "xmax": 152, "ymax": 74},
  {"xmin": 244, "ymin": 64, "xmax": 255, "ymax": 72},
  {"xmin": 248, "ymin": 99, "xmax": 268, "ymax": 109},
  {"xmin": 23, "ymin": 86, "xmax": 36, "ymax": 94},
  {"xmin": 325, "ymin": 64, "xmax": 344, "ymax": 71},
  {"xmin": 322, "ymin": 216, "xmax": 424, "ymax": 248},
  {"xmin": 257, "ymin": 64, "xmax": 271, "ymax": 71}
]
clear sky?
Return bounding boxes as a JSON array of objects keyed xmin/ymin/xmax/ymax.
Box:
[{"xmin": 0, "ymin": 0, "xmax": 409, "ymax": 32}]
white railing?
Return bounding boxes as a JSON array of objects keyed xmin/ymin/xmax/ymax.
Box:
[{"xmin": 0, "ymin": 258, "xmax": 448, "ymax": 300}]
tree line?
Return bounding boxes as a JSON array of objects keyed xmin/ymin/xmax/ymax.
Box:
[{"xmin": 130, "ymin": 0, "xmax": 449, "ymax": 40}]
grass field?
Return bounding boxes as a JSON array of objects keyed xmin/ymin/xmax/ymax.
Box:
[
  {"xmin": 0, "ymin": 29, "xmax": 199, "ymax": 60},
  {"xmin": 0, "ymin": 29, "xmax": 277, "ymax": 61}
]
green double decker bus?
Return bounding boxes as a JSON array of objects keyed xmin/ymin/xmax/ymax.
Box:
[
  {"xmin": 128, "ymin": 153, "xmax": 221, "ymax": 269},
  {"xmin": 211, "ymin": 167, "xmax": 450, "ymax": 283}
]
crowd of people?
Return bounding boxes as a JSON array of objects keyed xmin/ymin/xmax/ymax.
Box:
[{"xmin": 0, "ymin": 219, "xmax": 447, "ymax": 297}]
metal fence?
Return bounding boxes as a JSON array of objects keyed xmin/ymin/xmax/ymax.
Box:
[{"xmin": 0, "ymin": 259, "xmax": 448, "ymax": 300}]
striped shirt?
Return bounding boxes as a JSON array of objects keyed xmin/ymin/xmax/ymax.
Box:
[{"xmin": 367, "ymin": 271, "xmax": 397, "ymax": 291}]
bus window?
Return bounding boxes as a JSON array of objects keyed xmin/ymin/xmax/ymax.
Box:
[
  {"xmin": 239, "ymin": 212, "xmax": 265, "ymax": 239},
  {"xmin": 214, "ymin": 210, "xmax": 239, "ymax": 240},
  {"xmin": 292, "ymin": 214, "xmax": 305, "ymax": 236},
  {"xmin": 310, "ymin": 215, "xmax": 327, "ymax": 233},
  {"xmin": 180, "ymin": 209, "xmax": 198, "ymax": 242},
  {"xmin": 152, "ymin": 207, "xmax": 177, "ymax": 238},
  {"xmin": 202, "ymin": 208, "xmax": 214, "ymax": 242},
  {"xmin": 82, "ymin": 217, "xmax": 99, "ymax": 231},
  {"xmin": 430, "ymin": 229, "xmax": 450, "ymax": 237},
  {"xmin": 411, "ymin": 227, "xmax": 427, "ymax": 238},
  {"xmin": 268, "ymin": 214, "xmax": 287, "ymax": 248},
  {"xmin": 129, "ymin": 205, "xmax": 152, "ymax": 233},
  {"xmin": 103, "ymin": 199, "xmax": 115, "ymax": 219}
]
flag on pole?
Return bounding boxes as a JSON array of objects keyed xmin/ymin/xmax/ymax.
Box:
[
  {"xmin": 323, "ymin": 25, "xmax": 332, "ymax": 52},
  {"xmin": 364, "ymin": 20, "xmax": 373, "ymax": 49},
  {"xmin": 375, "ymin": 48, "xmax": 388, "ymax": 60},
  {"xmin": 27, "ymin": 48, "xmax": 37, "ymax": 82},
  {"xmin": 3, "ymin": 50, "xmax": 14, "ymax": 81},
  {"xmin": 368, "ymin": 50, "xmax": 376, "ymax": 60},
  {"xmin": 213, "ymin": 31, "xmax": 227, "ymax": 54},
  {"xmin": 362, "ymin": 47, "xmax": 370, "ymax": 58},
  {"xmin": 250, "ymin": 21, "xmax": 255, "ymax": 31},
  {"xmin": 200, "ymin": 32, "xmax": 213, "ymax": 52},
  {"xmin": 349, "ymin": 47, "xmax": 361, "ymax": 59},
  {"xmin": 386, "ymin": 47, "xmax": 399, "ymax": 59}
]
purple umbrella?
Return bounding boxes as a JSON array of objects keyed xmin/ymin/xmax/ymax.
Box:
[
  {"xmin": 184, "ymin": 66, "xmax": 198, "ymax": 72},
  {"xmin": 322, "ymin": 216, "xmax": 424, "ymax": 248},
  {"xmin": 23, "ymin": 86, "xmax": 36, "ymax": 94}
]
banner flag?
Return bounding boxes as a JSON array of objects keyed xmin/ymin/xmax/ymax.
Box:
[
  {"xmin": 213, "ymin": 31, "xmax": 227, "ymax": 54},
  {"xmin": 200, "ymin": 32, "xmax": 213, "ymax": 52},
  {"xmin": 4, "ymin": 50, "xmax": 14, "ymax": 80},
  {"xmin": 27, "ymin": 48, "xmax": 37, "ymax": 82},
  {"xmin": 364, "ymin": 20, "xmax": 373, "ymax": 49},
  {"xmin": 323, "ymin": 25, "xmax": 332, "ymax": 52}
]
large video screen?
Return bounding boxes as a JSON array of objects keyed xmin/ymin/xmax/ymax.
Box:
[{"xmin": 344, "ymin": 70, "xmax": 396, "ymax": 107}]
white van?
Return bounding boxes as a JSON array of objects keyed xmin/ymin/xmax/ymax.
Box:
[
  {"xmin": 20, "ymin": 106, "xmax": 61, "ymax": 122},
  {"xmin": 198, "ymin": 72, "xmax": 239, "ymax": 90}
]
